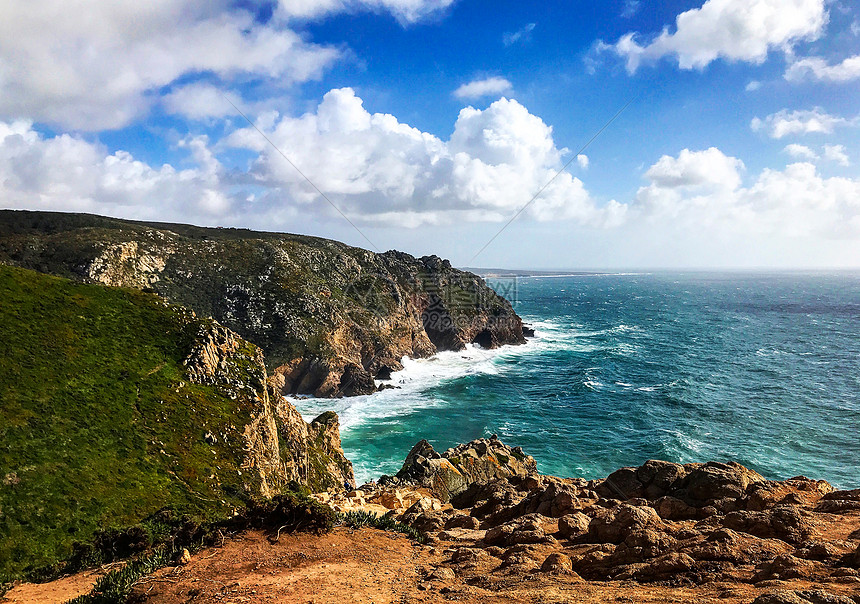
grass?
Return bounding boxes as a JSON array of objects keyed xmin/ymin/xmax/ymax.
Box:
[{"xmin": 0, "ymin": 265, "xmax": 263, "ymax": 579}]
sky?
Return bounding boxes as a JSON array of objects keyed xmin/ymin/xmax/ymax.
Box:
[{"xmin": 1, "ymin": 0, "xmax": 859, "ymax": 269}]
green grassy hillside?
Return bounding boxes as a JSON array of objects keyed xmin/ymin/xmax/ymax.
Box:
[{"xmin": 0, "ymin": 266, "xmax": 265, "ymax": 578}]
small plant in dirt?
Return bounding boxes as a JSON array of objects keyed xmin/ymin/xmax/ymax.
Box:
[{"xmin": 338, "ymin": 511, "xmax": 425, "ymax": 543}]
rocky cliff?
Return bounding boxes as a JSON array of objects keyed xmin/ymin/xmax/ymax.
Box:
[
  {"xmin": 0, "ymin": 210, "xmax": 526, "ymax": 397},
  {"xmin": 0, "ymin": 265, "xmax": 351, "ymax": 577},
  {"xmin": 182, "ymin": 320, "xmax": 355, "ymax": 496}
]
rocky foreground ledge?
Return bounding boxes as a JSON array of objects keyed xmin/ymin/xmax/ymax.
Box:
[{"xmin": 315, "ymin": 437, "xmax": 860, "ymax": 604}]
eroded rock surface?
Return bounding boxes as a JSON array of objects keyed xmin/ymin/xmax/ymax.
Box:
[
  {"xmin": 184, "ymin": 320, "xmax": 354, "ymax": 495},
  {"xmin": 381, "ymin": 436, "xmax": 538, "ymax": 501},
  {"xmin": 383, "ymin": 440, "xmax": 860, "ymax": 602}
]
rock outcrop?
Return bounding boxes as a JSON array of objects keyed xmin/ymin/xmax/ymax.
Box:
[
  {"xmin": 183, "ymin": 320, "xmax": 355, "ymax": 495},
  {"xmin": 381, "ymin": 436, "xmax": 538, "ymax": 501},
  {"xmin": 382, "ymin": 439, "xmax": 860, "ymax": 600},
  {"xmin": 0, "ymin": 210, "xmax": 526, "ymax": 397}
]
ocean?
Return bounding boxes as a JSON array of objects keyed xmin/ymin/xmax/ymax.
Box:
[{"xmin": 293, "ymin": 272, "xmax": 860, "ymax": 489}]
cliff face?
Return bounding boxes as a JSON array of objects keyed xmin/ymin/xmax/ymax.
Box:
[
  {"xmin": 183, "ymin": 320, "xmax": 355, "ymax": 496},
  {"xmin": 0, "ymin": 210, "xmax": 525, "ymax": 397},
  {"xmin": 0, "ymin": 265, "xmax": 352, "ymax": 577}
]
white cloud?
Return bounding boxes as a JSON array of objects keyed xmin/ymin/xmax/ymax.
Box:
[
  {"xmin": 453, "ymin": 77, "xmax": 514, "ymax": 100},
  {"xmin": 644, "ymin": 148, "xmax": 744, "ymax": 191},
  {"xmin": 275, "ymin": 0, "xmax": 456, "ymax": 24},
  {"xmin": 823, "ymin": 144, "xmax": 851, "ymax": 166},
  {"xmin": 632, "ymin": 148, "xmax": 860, "ymax": 238},
  {"xmin": 745, "ymin": 80, "xmax": 762, "ymax": 91},
  {"xmin": 785, "ymin": 55, "xmax": 860, "ymax": 82},
  {"xmin": 226, "ymin": 88, "xmax": 622, "ymax": 226},
  {"xmin": 751, "ymin": 108, "xmax": 850, "ymax": 139},
  {"xmin": 162, "ymin": 83, "xmax": 241, "ymax": 121},
  {"xmin": 0, "ymin": 0, "xmax": 456, "ymax": 131},
  {"xmin": 0, "ymin": 2, "xmax": 340, "ymax": 130},
  {"xmin": 503, "ymin": 23, "xmax": 536, "ymax": 46},
  {"xmin": 576, "ymin": 154, "xmax": 589, "ymax": 169},
  {"xmin": 783, "ymin": 144, "xmax": 818, "ymax": 160},
  {"xmin": 609, "ymin": 0, "xmax": 827, "ymax": 73},
  {"xmin": 0, "ymin": 121, "xmax": 232, "ymax": 221},
  {"xmin": 852, "ymin": 20, "xmax": 860, "ymax": 36}
]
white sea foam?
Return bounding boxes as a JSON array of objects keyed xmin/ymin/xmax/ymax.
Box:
[{"xmin": 290, "ymin": 337, "xmax": 547, "ymax": 434}]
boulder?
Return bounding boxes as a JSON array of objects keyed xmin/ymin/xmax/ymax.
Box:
[
  {"xmin": 389, "ymin": 436, "xmax": 537, "ymax": 502},
  {"xmin": 722, "ymin": 505, "xmax": 813, "ymax": 544},
  {"xmin": 558, "ymin": 512, "xmax": 591, "ymax": 539},
  {"xmin": 587, "ymin": 504, "xmax": 664, "ymax": 544},
  {"xmin": 540, "ymin": 552, "xmax": 576, "ymax": 575},
  {"xmin": 683, "ymin": 461, "xmax": 765, "ymax": 504}
]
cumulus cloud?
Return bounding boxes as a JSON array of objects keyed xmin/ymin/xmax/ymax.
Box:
[
  {"xmin": 0, "ymin": 1, "xmax": 341, "ymax": 130},
  {"xmin": 226, "ymin": 88, "xmax": 623, "ymax": 226},
  {"xmin": 632, "ymin": 148, "xmax": 860, "ymax": 238},
  {"xmin": 608, "ymin": 0, "xmax": 827, "ymax": 73},
  {"xmin": 576, "ymin": 154, "xmax": 589, "ymax": 169},
  {"xmin": 162, "ymin": 83, "xmax": 242, "ymax": 121},
  {"xmin": 746, "ymin": 80, "xmax": 762, "ymax": 91},
  {"xmin": 784, "ymin": 144, "xmax": 818, "ymax": 160},
  {"xmin": 0, "ymin": 0, "xmax": 456, "ymax": 131},
  {"xmin": 751, "ymin": 108, "xmax": 851, "ymax": 139},
  {"xmin": 785, "ymin": 55, "xmax": 860, "ymax": 82},
  {"xmin": 503, "ymin": 23, "xmax": 536, "ymax": 46},
  {"xmin": 453, "ymin": 77, "xmax": 513, "ymax": 100},
  {"xmin": 823, "ymin": 144, "xmax": 851, "ymax": 166},
  {"xmin": 0, "ymin": 121, "xmax": 233, "ymax": 222}
]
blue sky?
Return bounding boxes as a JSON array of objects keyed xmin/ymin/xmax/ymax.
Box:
[{"xmin": 1, "ymin": 0, "xmax": 859, "ymax": 268}]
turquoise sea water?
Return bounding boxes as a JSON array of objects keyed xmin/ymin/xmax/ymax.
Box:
[{"xmin": 294, "ymin": 272, "xmax": 860, "ymax": 489}]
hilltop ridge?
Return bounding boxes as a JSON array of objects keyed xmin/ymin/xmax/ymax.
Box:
[{"xmin": 0, "ymin": 210, "xmax": 525, "ymax": 397}]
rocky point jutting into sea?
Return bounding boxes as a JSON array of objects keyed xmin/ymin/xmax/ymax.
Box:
[{"xmin": 0, "ymin": 210, "xmax": 858, "ymax": 603}]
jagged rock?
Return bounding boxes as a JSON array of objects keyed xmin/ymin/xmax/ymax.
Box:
[
  {"xmin": 652, "ymin": 496, "xmax": 698, "ymax": 520},
  {"xmin": 753, "ymin": 553, "xmax": 819, "ymax": 581},
  {"xmin": 684, "ymin": 461, "xmax": 765, "ymax": 504},
  {"xmin": 451, "ymin": 479, "xmax": 522, "ymax": 520},
  {"xmin": 388, "ymin": 436, "xmax": 537, "ymax": 502},
  {"xmin": 558, "ymin": 512, "xmax": 591, "ymax": 539},
  {"xmin": 794, "ymin": 540, "xmax": 840, "ymax": 561},
  {"xmin": 445, "ymin": 514, "xmax": 481, "ymax": 530},
  {"xmin": 337, "ymin": 363, "xmax": 377, "ymax": 396},
  {"xmin": 484, "ymin": 514, "xmax": 550, "ymax": 547},
  {"xmin": 183, "ymin": 320, "xmax": 353, "ymax": 496},
  {"xmin": 843, "ymin": 544, "xmax": 860, "ymax": 569},
  {"xmin": 427, "ymin": 566, "xmax": 456, "ymax": 581},
  {"xmin": 722, "ymin": 505, "xmax": 813, "ymax": 544},
  {"xmin": 611, "ymin": 529, "xmax": 677, "ymax": 563},
  {"xmin": 586, "ymin": 504, "xmax": 664, "ymax": 544}
]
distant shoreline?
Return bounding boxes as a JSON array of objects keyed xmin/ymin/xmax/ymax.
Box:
[{"xmin": 461, "ymin": 267, "xmax": 647, "ymax": 278}]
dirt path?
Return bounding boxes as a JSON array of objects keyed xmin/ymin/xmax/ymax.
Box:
[
  {"xmin": 4, "ymin": 527, "xmax": 859, "ymax": 604},
  {"xmin": 2, "ymin": 569, "xmax": 104, "ymax": 604}
]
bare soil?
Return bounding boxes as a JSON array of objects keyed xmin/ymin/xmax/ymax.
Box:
[{"xmin": 5, "ymin": 526, "xmax": 858, "ymax": 604}]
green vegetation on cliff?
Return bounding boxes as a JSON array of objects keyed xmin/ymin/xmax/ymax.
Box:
[
  {"xmin": 0, "ymin": 210, "xmax": 525, "ymax": 397},
  {"xmin": 0, "ymin": 266, "xmax": 262, "ymax": 577}
]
